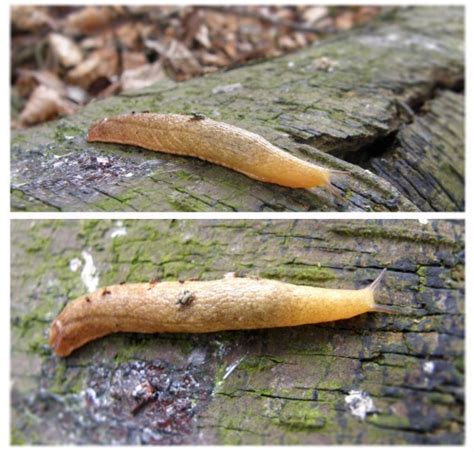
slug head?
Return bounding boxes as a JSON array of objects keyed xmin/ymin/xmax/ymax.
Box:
[
  {"xmin": 48, "ymin": 318, "xmax": 76, "ymax": 357},
  {"xmin": 86, "ymin": 117, "xmax": 110, "ymax": 142}
]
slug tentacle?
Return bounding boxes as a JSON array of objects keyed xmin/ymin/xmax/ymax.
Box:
[
  {"xmin": 368, "ymin": 268, "xmax": 387, "ymax": 292},
  {"xmin": 372, "ymin": 304, "xmax": 401, "ymax": 315},
  {"xmin": 324, "ymin": 181, "xmax": 345, "ymax": 201},
  {"xmin": 48, "ymin": 319, "xmax": 62, "ymax": 352},
  {"xmin": 365, "ymin": 269, "xmax": 399, "ymax": 314}
]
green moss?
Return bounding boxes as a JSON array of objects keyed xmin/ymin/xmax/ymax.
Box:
[
  {"xmin": 11, "ymin": 189, "xmax": 60, "ymax": 212},
  {"xmin": 10, "ymin": 429, "xmax": 27, "ymax": 445},
  {"xmin": 49, "ymin": 360, "xmax": 67, "ymax": 394},
  {"xmin": 331, "ymin": 223, "xmax": 457, "ymax": 247},
  {"xmin": 416, "ymin": 265, "xmax": 427, "ymax": 292},
  {"xmin": 48, "ymin": 360, "xmax": 84, "ymax": 395},
  {"xmin": 368, "ymin": 413, "xmax": 411, "ymax": 429},
  {"xmin": 260, "ymin": 265, "xmax": 335, "ymax": 284},
  {"xmin": 25, "ymin": 233, "xmax": 52, "ymax": 254},
  {"xmin": 53, "ymin": 123, "xmax": 83, "ymax": 143},
  {"xmin": 112, "ymin": 338, "xmax": 153, "ymax": 364},
  {"xmin": 275, "ymin": 401, "xmax": 326, "ymax": 431},
  {"xmin": 238, "ymin": 356, "xmax": 282, "ymax": 374}
]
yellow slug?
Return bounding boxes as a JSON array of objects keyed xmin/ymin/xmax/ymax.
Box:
[
  {"xmin": 87, "ymin": 113, "xmax": 339, "ymax": 189},
  {"xmin": 49, "ymin": 270, "xmax": 395, "ymax": 357}
]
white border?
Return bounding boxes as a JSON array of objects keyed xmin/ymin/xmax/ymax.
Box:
[{"xmin": 3, "ymin": 0, "xmax": 471, "ymax": 450}]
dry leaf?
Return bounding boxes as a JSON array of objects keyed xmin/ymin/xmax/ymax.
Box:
[
  {"xmin": 65, "ymin": 6, "xmax": 115, "ymax": 35},
  {"xmin": 15, "ymin": 69, "xmax": 65, "ymax": 98},
  {"xmin": 198, "ymin": 50, "xmax": 229, "ymax": 67},
  {"xmin": 293, "ymin": 32, "xmax": 307, "ymax": 47},
  {"xmin": 48, "ymin": 33, "xmax": 83, "ymax": 67},
  {"xmin": 335, "ymin": 11, "xmax": 355, "ymax": 30},
  {"xmin": 164, "ymin": 40, "xmax": 202, "ymax": 79},
  {"xmin": 302, "ymin": 6, "xmax": 328, "ymax": 24},
  {"xmin": 195, "ymin": 24, "xmax": 211, "ymax": 48},
  {"xmin": 66, "ymin": 48, "xmax": 117, "ymax": 89},
  {"xmin": 11, "ymin": 6, "xmax": 56, "ymax": 32},
  {"xmin": 121, "ymin": 61, "xmax": 166, "ymax": 92},
  {"xmin": 278, "ymin": 35, "xmax": 297, "ymax": 51},
  {"xmin": 65, "ymin": 85, "xmax": 89, "ymax": 104},
  {"xmin": 181, "ymin": 8, "xmax": 204, "ymax": 46},
  {"xmin": 20, "ymin": 85, "xmax": 76, "ymax": 125},
  {"xmin": 122, "ymin": 51, "xmax": 147, "ymax": 71},
  {"xmin": 115, "ymin": 23, "xmax": 141, "ymax": 50}
]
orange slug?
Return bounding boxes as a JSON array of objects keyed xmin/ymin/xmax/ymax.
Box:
[
  {"xmin": 49, "ymin": 269, "xmax": 395, "ymax": 357},
  {"xmin": 87, "ymin": 113, "xmax": 341, "ymax": 190}
]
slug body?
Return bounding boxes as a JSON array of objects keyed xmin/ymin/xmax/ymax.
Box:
[
  {"xmin": 87, "ymin": 113, "xmax": 332, "ymax": 189},
  {"xmin": 49, "ymin": 271, "xmax": 391, "ymax": 357}
]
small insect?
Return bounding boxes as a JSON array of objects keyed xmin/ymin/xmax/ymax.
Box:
[
  {"xmin": 189, "ymin": 112, "xmax": 206, "ymax": 121},
  {"xmin": 147, "ymin": 279, "xmax": 160, "ymax": 290},
  {"xmin": 178, "ymin": 279, "xmax": 185, "ymax": 284},
  {"xmin": 176, "ymin": 289, "xmax": 195, "ymax": 307},
  {"xmin": 101, "ymin": 288, "xmax": 111, "ymax": 296},
  {"xmin": 85, "ymin": 296, "xmax": 91, "ymax": 303}
]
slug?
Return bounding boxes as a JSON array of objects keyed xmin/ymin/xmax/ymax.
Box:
[
  {"xmin": 87, "ymin": 113, "xmax": 342, "ymax": 190},
  {"xmin": 49, "ymin": 269, "xmax": 396, "ymax": 357}
]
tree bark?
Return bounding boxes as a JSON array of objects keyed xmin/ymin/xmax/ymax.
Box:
[
  {"xmin": 11, "ymin": 6, "xmax": 464, "ymax": 212},
  {"xmin": 11, "ymin": 219, "xmax": 464, "ymax": 444}
]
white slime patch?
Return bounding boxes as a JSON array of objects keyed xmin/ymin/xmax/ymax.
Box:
[
  {"xmin": 110, "ymin": 220, "xmax": 127, "ymax": 238},
  {"xmin": 69, "ymin": 257, "xmax": 82, "ymax": 272},
  {"xmin": 423, "ymin": 361, "xmax": 435, "ymax": 374},
  {"xmin": 81, "ymin": 251, "xmax": 99, "ymax": 292},
  {"xmin": 345, "ymin": 390, "xmax": 376, "ymax": 420}
]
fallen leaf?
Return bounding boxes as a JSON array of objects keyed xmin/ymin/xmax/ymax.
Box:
[
  {"xmin": 301, "ymin": 6, "xmax": 328, "ymax": 24},
  {"xmin": 194, "ymin": 24, "xmax": 211, "ymax": 48},
  {"xmin": 19, "ymin": 85, "xmax": 76, "ymax": 125},
  {"xmin": 278, "ymin": 35, "xmax": 297, "ymax": 51},
  {"xmin": 64, "ymin": 6, "xmax": 116, "ymax": 35},
  {"xmin": 335, "ymin": 11, "xmax": 355, "ymax": 30},
  {"xmin": 11, "ymin": 5, "xmax": 56, "ymax": 32},
  {"xmin": 121, "ymin": 61, "xmax": 166, "ymax": 92},
  {"xmin": 48, "ymin": 33, "xmax": 83, "ymax": 67},
  {"xmin": 122, "ymin": 51, "xmax": 147, "ymax": 71},
  {"xmin": 15, "ymin": 69, "xmax": 65, "ymax": 98},
  {"xmin": 66, "ymin": 48, "xmax": 118, "ymax": 89}
]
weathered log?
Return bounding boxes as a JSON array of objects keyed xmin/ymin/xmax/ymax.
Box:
[
  {"xmin": 11, "ymin": 219, "xmax": 464, "ymax": 444},
  {"xmin": 11, "ymin": 6, "xmax": 464, "ymax": 212}
]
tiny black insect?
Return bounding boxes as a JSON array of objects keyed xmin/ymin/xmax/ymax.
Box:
[{"xmin": 189, "ymin": 112, "xmax": 206, "ymax": 121}]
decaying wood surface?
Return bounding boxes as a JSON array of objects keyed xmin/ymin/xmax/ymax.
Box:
[
  {"xmin": 11, "ymin": 220, "xmax": 464, "ymax": 444},
  {"xmin": 11, "ymin": 6, "xmax": 464, "ymax": 212}
]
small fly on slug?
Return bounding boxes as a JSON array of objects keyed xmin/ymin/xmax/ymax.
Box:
[{"xmin": 177, "ymin": 289, "xmax": 195, "ymax": 307}]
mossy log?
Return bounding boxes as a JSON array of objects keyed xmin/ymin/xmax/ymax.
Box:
[
  {"xmin": 11, "ymin": 6, "xmax": 464, "ymax": 212},
  {"xmin": 11, "ymin": 219, "xmax": 464, "ymax": 444}
]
